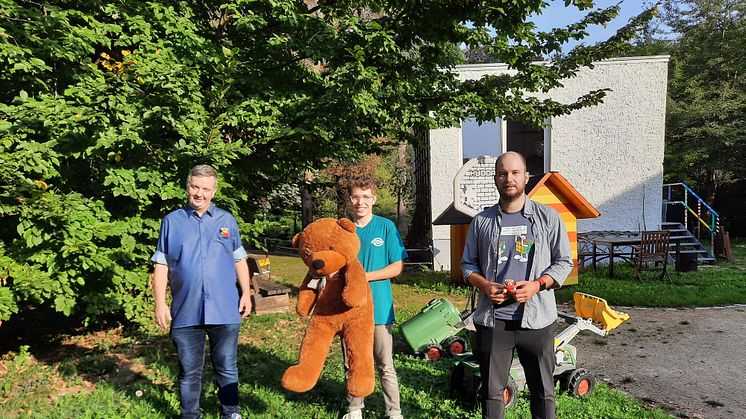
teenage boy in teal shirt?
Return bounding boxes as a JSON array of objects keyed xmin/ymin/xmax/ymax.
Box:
[{"xmin": 343, "ymin": 177, "xmax": 407, "ymax": 419}]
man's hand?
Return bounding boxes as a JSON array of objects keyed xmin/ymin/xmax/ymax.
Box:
[
  {"xmin": 482, "ymin": 282, "xmax": 510, "ymax": 305},
  {"xmin": 467, "ymin": 273, "xmax": 511, "ymax": 305},
  {"xmin": 239, "ymin": 294, "xmax": 253, "ymax": 318},
  {"xmin": 155, "ymin": 302, "xmax": 172, "ymax": 330},
  {"xmin": 513, "ymin": 280, "xmax": 541, "ymax": 303}
]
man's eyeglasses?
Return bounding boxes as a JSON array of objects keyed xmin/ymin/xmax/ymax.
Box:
[{"xmin": 349, "ymin": 195, "xmax": 375, "ymax": 203}]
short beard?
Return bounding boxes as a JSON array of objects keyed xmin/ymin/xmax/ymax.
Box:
[{"xmin": 499, "ymin": 188, "xmax": 524, "ymax": 203}]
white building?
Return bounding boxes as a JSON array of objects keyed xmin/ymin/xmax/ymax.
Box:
[{"xmin": 410, "ymin": 56, "xmax": 670, "ymax": 271}]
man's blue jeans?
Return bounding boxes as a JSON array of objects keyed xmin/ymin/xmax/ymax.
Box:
[{"xmin": 170, "ymin": 323, "xmax": 241, "ymax": 419}]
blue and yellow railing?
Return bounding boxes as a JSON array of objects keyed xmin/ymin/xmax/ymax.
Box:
[{"xmin": 662, "ymin": 182, "xmax": 720, "ymax": 255}]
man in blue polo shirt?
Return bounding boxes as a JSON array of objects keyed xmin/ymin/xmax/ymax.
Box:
[
  {"xmin": 152, "ymin": 164, "xmax": 252, "ymax": 419},
  {"xmin": 343, "ymin": 177, "xmax": 407, "ymax": 419}
]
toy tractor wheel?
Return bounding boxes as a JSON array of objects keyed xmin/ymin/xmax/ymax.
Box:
[
  {"xmin": 475, "ymin": 375, "xmax": 518, "ymax": 411},
  {"xmin": 450, "ymin": 362, "xmax": 465, "ymax": 394},
  {"xmin": 423, "ymin": 344, "xmax": 444, "ymax": 361},
  {"xmin": 503, "ymin": 376, "xmax": 518, "ymax": 409},
  {"xmin": 564, "ymin": 368, "xmax": 595, "ymax": 397},
  {"xmin": 450, "ymin": 361, "xmax": 480, "ymax": 410},
  {"xmin": 443, "ymin": 336, "xmax": 468, "ymax": 356}
]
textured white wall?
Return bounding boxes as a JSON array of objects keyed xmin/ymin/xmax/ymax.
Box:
[
  {"xmin": 429, "ymin": 56, "xmax": 670, "ymax": 270},
  {"xmin": 548, "ymin": 57, "xmax": 668, "ymax": 232},
  {"xmin": 430, "ymin": 126, "xmax": 462, "ymax": 270}
]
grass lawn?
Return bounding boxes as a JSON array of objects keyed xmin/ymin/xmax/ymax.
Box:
[
  {"xmin": 556, "ymin": 238, "xmax": 746, "ymax": 307},
  {"xmin": 15, "ymin": 246, "xmax": 740, "ymax": 419}
]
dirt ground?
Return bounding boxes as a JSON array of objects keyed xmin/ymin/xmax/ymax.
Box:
[{"xmin": 565, "ymin": 303, "xmax": 746, "ymax": 419}]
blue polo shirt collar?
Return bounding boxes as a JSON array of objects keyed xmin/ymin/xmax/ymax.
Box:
[{"xmin": 184, "ymin": 204, "xmax": 216, "ymax": 218}]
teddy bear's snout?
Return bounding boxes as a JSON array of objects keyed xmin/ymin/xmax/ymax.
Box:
[{"xmin": 306, "ymin": 250, "xmax": 348, "ymax": 276}]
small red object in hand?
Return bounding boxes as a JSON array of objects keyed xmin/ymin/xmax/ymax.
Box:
[{"xmin": 504, "ymin": 279, "xmax": 516, "ymax": 294}]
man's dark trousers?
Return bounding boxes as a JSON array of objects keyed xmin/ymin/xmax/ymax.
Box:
[{"xmin": 476, "ymin": 319, "xmax": 557, "ymax": 419}]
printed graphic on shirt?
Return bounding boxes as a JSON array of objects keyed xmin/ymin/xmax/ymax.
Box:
[
  {"xmin": 220, "ymin": 227, "xmax": 230, "ymax": 238},
  {"xmin": 371, "ymin": 237, "xmax": 384, "ymax": 247},
  {"xmin": 493, "ymin": 211, "xmax": 534, "ymax": 321},
  {"xmin": 497, "ymin": 241, "xmax": 508, "ymax": 264},
  {"xmin": 514, "ymin": 235, "xmax": 534, "ymax": 262}
]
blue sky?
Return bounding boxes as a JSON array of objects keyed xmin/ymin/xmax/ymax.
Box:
[{"xmin": 531, "ymin": 0, "xmax": 655, "ymax": 51}]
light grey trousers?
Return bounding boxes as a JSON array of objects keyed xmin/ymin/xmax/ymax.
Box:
[{"xmin": 343, "ymin": 323, "xmax": 401, "ymax": 417}]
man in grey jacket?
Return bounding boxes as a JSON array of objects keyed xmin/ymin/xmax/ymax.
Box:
[{"xmin": 461, "ymin": 151, "xmax": 573, "ymax": 419}]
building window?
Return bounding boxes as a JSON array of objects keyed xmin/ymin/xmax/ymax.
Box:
[
  {"xmin": 462, "ymin": 118, "xmax": 501, "ymax": 163},
  {"xmin": 462, "ymin": 117, "xmax": 547, "ymax": 173},
  {"xmin": 507, "ymin": 120, "xmax": 544, "ymax": 175}
]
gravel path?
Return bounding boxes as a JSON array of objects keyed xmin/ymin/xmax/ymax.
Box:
[{"xmin": 567, "ymin": 304, "xmax": 746, "ymax": 418}]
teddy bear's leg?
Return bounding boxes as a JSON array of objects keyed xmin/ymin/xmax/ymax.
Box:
[
  {"xmin": 342, "ymin": 321, "xmax": 375, "ymax": 398},
  {"xmin": 282, "ymin": 319, "xmax": 337, "ymax": 393}
]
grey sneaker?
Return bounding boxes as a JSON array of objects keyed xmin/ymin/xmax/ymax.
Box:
[{"xmin": 342, "ymin": 410, "xmax": 363, "ymax": 419}]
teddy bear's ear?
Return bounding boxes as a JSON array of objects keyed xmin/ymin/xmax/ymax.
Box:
[
  {"xmin": 291, "ymin": 233, "xmax": 301, "ymax": 248},
  {"xmin": 338, "ymin": 218, "xmax": 356, "ymax": 233}
]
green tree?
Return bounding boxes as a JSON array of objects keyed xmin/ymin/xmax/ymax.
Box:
[
  {"xmin": 622, "ymin": 0, "xmax": 745, "ymax": 234},
  {"xmin": 658, "ymin": 0, "xmax": 745, "ymax": 201},
  {"xmin": 0, "ymin": 0, "xmax": 654, "ymax": 326}
]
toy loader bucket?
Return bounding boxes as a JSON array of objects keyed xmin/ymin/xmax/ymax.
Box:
[{"xmin": 573, "ymin": 292, "xmax": 629, "ymax": 332}]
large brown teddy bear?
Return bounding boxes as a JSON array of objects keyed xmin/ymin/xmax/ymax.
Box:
[{"xmin": 281, "ymin": 218, "xmax": 375, "ymax": 397}]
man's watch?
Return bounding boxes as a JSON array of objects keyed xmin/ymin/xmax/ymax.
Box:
[{"xmin": 537, "ymin": 277, "xmax": 548, "ymax": 291}]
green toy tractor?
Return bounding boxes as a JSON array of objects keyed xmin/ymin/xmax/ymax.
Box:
[{"xmin": 399, "ymin": 298, "xmax": 471, "ymax": 360}]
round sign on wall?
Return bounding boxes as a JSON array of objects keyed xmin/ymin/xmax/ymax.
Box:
[{"xmin": 453, "ymin": 155, "xmax": 499, "ymax": 217}]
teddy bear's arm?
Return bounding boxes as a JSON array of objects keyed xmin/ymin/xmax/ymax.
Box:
[
  {"xmin": 296, "ymin": 273, "xmax": 318, "ymax": 317},
  {"xmin": 341, "ymin": 260, "xmax": 369, "ymax": 308}
]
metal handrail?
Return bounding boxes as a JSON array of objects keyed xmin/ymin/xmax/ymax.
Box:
[
  {"xmin": 662, "ymin": 182, "xmax": 720, "ymax": 256},
  {"xmin": 663, "ymin": 182, "xmax": 719, "ymax": 218},
  {"xmin": 668, "ymin": 202, "xmax": 715, "ymax": 233}
]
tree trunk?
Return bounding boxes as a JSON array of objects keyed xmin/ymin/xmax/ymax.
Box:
[
  {"xmin": 396, "ymin": 143, "xmax": 409, "ymax": 236},
  {"xmin": 301, "ymin": 171, "xmax": 314, "ymax": 228},
  {"xmin": 335, "ymin": 174, "xmax": 347, "ymax": 219}
]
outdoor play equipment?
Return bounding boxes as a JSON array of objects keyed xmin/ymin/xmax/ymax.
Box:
[
  {"xmin": 450, "ymin": 292, "xmax": 630, "ymax": 410},
  {"xmin": 399, "ymin": 298, "xmax": 471, "ymax": 360}
]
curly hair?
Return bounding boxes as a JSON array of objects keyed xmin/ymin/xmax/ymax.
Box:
[{"xmin": 346, "ymin": 176, "xmax": 378, "ymax": 195}]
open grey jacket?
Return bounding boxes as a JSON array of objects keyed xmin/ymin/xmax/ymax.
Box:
[{"xmin": 461, "ymin": 197, "xmax": 573, "ymax": 329}]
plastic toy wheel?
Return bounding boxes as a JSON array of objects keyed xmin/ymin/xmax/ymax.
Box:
[
  {"xmin": 475, "ymin": 375, "xmax": 518, "ymax": 411},
  {"xmin": 450, "ymin": 362, "xmax": 465, "ymax": 392},
  {"xmin": 565, "ymin": 368, "xmax": 595, "ymax": 397},
  {"xmin": 443, "ymin": 336, "xmax": 468, "ymax": 356},
  {"xmin": 423, "ymin": 344, "xmax": 444, "ymax": 361},
  {"xmin": 450, "ymin": 362, "xmax": 480, "ymax": 410},
  {"xmin": 503, "ymin": 376, "xmax": 518, "ymax": 409}
]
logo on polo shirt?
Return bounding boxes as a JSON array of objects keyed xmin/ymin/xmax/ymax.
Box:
[
  {"xmin": 220, "ymin": 228, "xmax": 230, "ymax": 238},
  {"xmin": 371, "ymin": 237, "xmax": 384, "ymax": 247}
]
